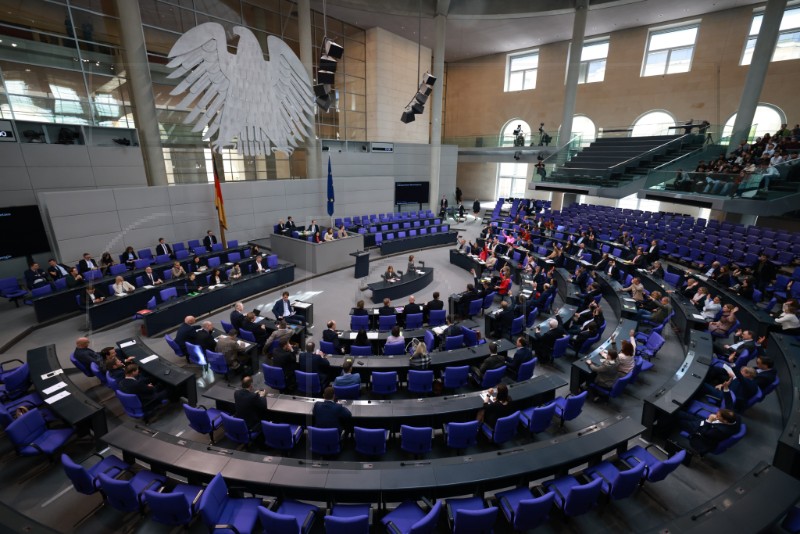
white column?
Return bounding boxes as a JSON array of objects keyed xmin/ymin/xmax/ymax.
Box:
[
  {"xmin": 297, "ymin": 0, "xmax": 320, "ymax": 180},
  {"xmin": 729, "ymin": 0, "xmax": 787, "ymax": 148},
  {"xmin": 115, "ymin": 0, "xmax": 168, "ymax": 186},
  {"xmin": 429, "ymin": 1, "xmax": 448, "ymax": 209},
  {"xmin": 559, "ymin": 0, "xmax": 589, "ymax": 147}
]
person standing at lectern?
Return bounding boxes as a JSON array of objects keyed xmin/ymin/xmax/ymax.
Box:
[
  {"xmin": 407, "ymin": 255, "xmax": 416, "ymax": 275},
  {"xmin": 439, "ymin": 194, "xmax": 448, "ymax": 218}
]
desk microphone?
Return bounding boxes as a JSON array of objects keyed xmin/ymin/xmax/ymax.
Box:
[
  {"xmin": 297, "ymin": 460, "xmax": 328, "ymax": 466},
  {"xmin": 207, "ymin": 446, "xmax": 233, "ymax": 455},
  {"xmin": 691, "ymin": 506, "xmax": 717, "ymax": 521},
  {"xmin": 135, "ymin": 425, "xmax": 157, "ymax": 435},
  {"xmin": 496, "ymin": 448, "xmax": 524, "ymax": 456},
  {"xmin": 400, "ymin": 461, "xmax": 431, "ymax": 466}
]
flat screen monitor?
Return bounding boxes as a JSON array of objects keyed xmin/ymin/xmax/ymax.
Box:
[
  {"xmin": 0, "ymin": 205, "xmax": 50, "ymax": 259},
  {"xmin": 395, "ymin": 181, "xmax": 430, "ymax": 204}
]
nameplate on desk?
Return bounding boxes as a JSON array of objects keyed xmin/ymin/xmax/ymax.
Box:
[
  {"xmin": 115, "ymin": 293, "xmax": 128, "ymax": 297},
  {"xmin": 119, "ymin": 340, "xmax": 137, "ymax": 349},
  {"xmin": 142, "ymin": 285, "xmax": 155, "ymax": 289},
  {"xmin": 432, "ymin": 326, "xmax": 446, "ymax": 335},
  {"xmin": 623, "ymin": 298, "xmax": 636, "ymax": 303},
  {"xmin": 225, "ymin": 262, "xmax": 233, "ymax": 266},
  {"xmin": 43, "ymin": 381, "xmax": 68, "ymax": 395},
  {"xmin": 44, "ymin": 390, "xmax": 71, "ymax": 404},
  {"xmin": 139, "ymin": 354, "xmax": 159, "ymax": 364},
  {"xmin": 367, "ymin": 332, "xmax": 379, "ymax": 340},
  {"xmin": 348, "ymin": 332, "xmax": 358, "ymax": 340},
  {"xmin": 41, "ymin": 369, "xmax": 64, "ymax": 380},
  {"xmin": 692, "ymin": 314, "xmax": 705, "ymax": 320}
]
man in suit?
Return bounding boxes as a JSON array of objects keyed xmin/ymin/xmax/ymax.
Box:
[
  {"xmin": 24, "ymin": 262, "xmax": 49, "ymax": 290},
  {"xmin": 704, "ymin": 365, "xmax": 759, "ymax": 412},
  {"xmin": 312, "ymin": 387, "xmax": 352, "ymax": 435},
  {"xmin": 714, "ymin": 329, "xmax": 756, "ymax": 364},
  {"xmin": 73, "ymin": 337, "xmax": 103, "ymax": 369},
  {"xmin": 271, "ymin": 337, "xmax": 297, "ymax": 390},
  {"xmin": 604, "ymin": 259, "xmax": 619, "ymax": 280},
  {"xmin": 286, "ymin": 216, "xmax": 296, "ymax": 230},
  {"xmin": 506, "ymin": 337, "xmax": 533, "ymax": 375},
  {"xmin": 647, "ymin": 261, "xmax": 665, "ymax": 279},
  {"xmin": 530, "ymin": 283, "xmax": 556, "ymax": 312},
  {"xmin": 202, "ymin": 230, "xmax": 218, "ymax": 248},
  {"xmin": 307, "ymin": 219, "xmax": 320, "ymax": 235},
  {"xmin": 322, "ymin": 320, "xmax": 344, "ymax": 354},
  {"xmin": 754, "ymin": 355, "xmax": 777, "ymax": 392},
  {"xmin": 241, "ymin": 312, "xmax": 268, "ymax": 346},
  {"xmin": 234, "ymin": 376, "xmax": 268, "ymax": 430},
  {"xmin": 265, "ymin": 320, "xmax": 292, "ymax": 353},
  {"xmin": 424, "ymin": 291, "xmax": 444, "ymax": 321},
  {"xmin": 155, "ymin": 238, "xmax": 173, "ymax": 258},
  {"xmin": 298, "ymin": 341, "xmax": 331, "ymax": 388},
  {"xmin": 752, "ymin": 253, "xmax": 777, "ymax": 291},
  {"xmin": 174, "ymin": 316, "xmax": 200, "ymax": 354},
  {"xmin": 404, "ymin": 295, "xmax": 422, "ymax": 317},
  {"xmin": 440, "ymin": 315, "xmax": 462, "ymax": 341},
  {"xmin": 646, "ymin": 239, "xmax": 660, "ymax": 264},
  {"xmin": 333, "ymin": 360, "xmax": 361, "ymax": 387},
  {"xmin": 142, "ymin": 266, "xmax": 163, "ymax": 286},
  {"xmin": 46, "ymin": 258, "xmax": 70, "ymax": 280},
  {"xmin": 119, "ymin": 363, "xmax": 168, "ymax": 408},
  {"xmin": 78, "ymin": 253, "xmax": 98, "ymax": 274},
  {"xmin": 230, "ymin": 302, "xmax": 245, "ymax": 330},
  {"xmin": 272, "ymin": 291, "xmax": 304, "ymax": 325},
  {"xmin": 253, "ymin": 255, "xmax": 267, "ymax": 273},
  {"xmin": 471, "ymin": 342, "xmax": 505, "ymax": 383},
  {"xmin": 378, "ymin": 298, "xmax": 396, "ymax": 316},
  {"xmin": 570, "ymin": 321, "xmax": 598, "ymax": 352},
  {"xmin": 492, "ymin": 301, "xmax": 515, "ymax": 339},
  {"xmin": 531, "ymin": 317, "xmax": 566, "ymax": 363},
  {"xmin": 439, "ymin": 194, "xmax": 448, "ymax": 218},
  {"xmin": 676, "ymin": 408, "xmax": 741, "ymax": 457},
  {"xmin": 194, "ymin": 321, "xmax": 217, "ymax": 353},
  {"xmin": 571, "ymin": 266, "xmax": 589, "ymax": 292}
]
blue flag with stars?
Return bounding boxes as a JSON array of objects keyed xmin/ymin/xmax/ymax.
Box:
[{"xmin": 327, "ymin": 156, "xmax": 335, "ymax": 216}]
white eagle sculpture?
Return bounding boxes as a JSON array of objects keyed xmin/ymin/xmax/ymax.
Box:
[{"xmin": 167, "ymin": 22, "xmax": 315, "ymax": 157}]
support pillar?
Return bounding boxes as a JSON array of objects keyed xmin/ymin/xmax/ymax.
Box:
[
  {"xmin": 429, "ymin": 0, "xmax": 449, "ymax": 209},
  {"xmin": 115, "ymin": 0, "xmax": 168, "ymax": 186},
  {"xmin": 559, "ymin": 0, "xmax": 589, "ymax": 147},
  {"xmin": 729, "ymin": 0, "xmax": 787, "ymax": 148},
  {"xmin": 297, "ymin": 0, "xmax": 321, "ymax": 181}
]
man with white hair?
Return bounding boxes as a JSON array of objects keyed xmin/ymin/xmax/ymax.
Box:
[
  {"xmin": 530, "ymin": 317, "xmax": 566, "ymax": 364},
  {"xmin": 194, "ymin": 320, "xmax": 216, "ymax": 352},
  {"xmin": 230, "ymin": 302, "xmax": 245, "ymax": 330},
  {"xmin": 404, "ymin": 295, "xmax": 422, "ymax": 316}
]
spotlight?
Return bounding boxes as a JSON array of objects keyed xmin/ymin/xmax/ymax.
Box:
[
  {"xmin": 317, "ymin": 93, "xmax": 333, "ymax": 112},
  {"xmin": 401, "ymin": 108, "xmax": 415, "ymax": 124},
  {"xmin": 410, "ymin": 100, "xmax": 425, "ymax": 115},
  {"xmin": 315, "ymin": 38, "xmax": 343, "ymax": 110},
  {"xmin": 314, "ymin": 83, "xmax": 330, "ymax": 98},
  {"xmin": 317, "ymin": 70, "xmax": 335, "ymax": 84},
  {"xmin": 319, "ymin": 55, "xmax": 338, "ymax": 72},
  {"xmin": 422, "ymin": 72, "xmax": 436, "ymax": 86}
]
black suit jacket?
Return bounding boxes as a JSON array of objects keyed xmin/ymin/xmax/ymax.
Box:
[
  {"xmin": 507, "ymin": 346, "xmax": 533, "ymax": 372},
  {"xmin": 754, "ymin": 368, "xmax": 777, "ymax": 391},
  {"xmin": 203, "ymin": 235, "xmax": 217, "ymax": 248},
  {"xmin": 690, "ymin": 417, "xmax": 741, "ymax": 456},
  {"xmin": 194, "ymin": 329, "xmax": 216, "ymax": 353},
  {"xmin": 425, "ymin": 299, "xmax": 444, "ymax": 312},
  {"xmin": 156, "ymin": 243, "xmax": 172, "ymax": 256},
  {"xmin": 272, "ymin": 347, "xmax": 297, "ymax": 384},
  {"xmin": 322, "ymin": 329, "xmax": 341, "ymax": 351},
  {"xmin": 143, "ymin": 272, "xmax": 162, "ymax": 285},
  {"xmin": 533, "ymin": 324, "xmax": 566, "ymax": 356},
  {"xmin": 24, "ymin": 269, "xmax": 49, "ymax": 290},
  {"xmin": 47, "ymin": 263, "xmax": 70, "ymax": 280},
  {"xmin": 298, "ymin": 352, "xmax": 331, "ymax": 380},
  {"xmin": 175, "ymin": 322, "xmax": 200, "ymax": 352},
  {"xmin": 78, "ymin": 259, "xmax": 98, "ymax": 273},
  {"xmin": 496, "ymin": 308, "xmax": 515, "ymax": 336},
  {"xmin": 119, "ymin": 376, "xmax": 157, "ymax": 403},
  {"xmin": 230, "ymin": 310, "xmax": 245, "ymax": 330},
  {"xmin": 404, "ymin": 303, "xmax": 422, "ymax": 316},
  {"xmin": 379, "ymin": 305, "xmax": 396, "ymax": 316},
  {"xmin": 312, "ymin": 400, "xmax": 352, "ymax": 432},
  {"xmin": 234, "ymin": 388, "xmax": 267, "ymax": 429}
]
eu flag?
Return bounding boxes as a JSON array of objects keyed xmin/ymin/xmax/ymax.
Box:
[{"xmin": 327, "ymin": 156, "xmax": 335, "ymax": 216}]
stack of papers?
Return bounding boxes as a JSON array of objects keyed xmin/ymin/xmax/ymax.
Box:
[
  {"xmin": 43, "ymin": 381, "xmax": 67, "ymax": 395},
  {"xmin": 45, "ymin": 390, "xmax": 71, "ymax": 404},
  {"xmin": 139, "ymin": 355, "xmax": 159, "ymax": 364},
  {"xmin": 119, "ymin": 340, "xmax": 136, "ymax": 348}
]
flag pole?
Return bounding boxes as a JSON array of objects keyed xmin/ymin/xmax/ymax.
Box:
[{"xmin": 210, "ymin": 143, "xmax": 228, "ymax": 247}]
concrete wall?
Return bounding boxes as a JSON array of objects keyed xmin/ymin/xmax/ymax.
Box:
[
  {"xmin": 444, "ymin": 5, "xmax": 800, "ymax": 195},
  {"xmin": 366, "ymin": 27, "xmax": 432, "ymax": 144}
]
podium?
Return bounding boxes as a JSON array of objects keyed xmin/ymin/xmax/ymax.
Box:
[{"xmin": 350, "ymin": 251, "xmax": 370, "ymax": 279}]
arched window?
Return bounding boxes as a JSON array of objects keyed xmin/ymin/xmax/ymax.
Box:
[
  {"xmin": 722, "ymin": 104, "xmax": 785, "ymax": 143},
  {"xmin": 496, "ymin": 119, "xmax": 530, "ymax": 200},
  {"xmin": 631, "ymin": 110, "xmax": 676, "ymax": 137},
  {"xmin": 571, "ymin": 115, "xmax": 596, "ymax": 147}
]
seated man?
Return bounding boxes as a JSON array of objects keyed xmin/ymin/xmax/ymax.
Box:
[
  {"xmin": 230, "ymin": 302, "xmax": 245, "ymax": 330},
  {"xmin": 702, "ymin": 365, "xmax": 759, "ymax": 413},
  {"xmin": 753, "ymin": 355, "xmax": 777, "ymax": 392},
  {"xmin": 530, "ymin": 317, "xmax": 566, "ymax": 364},
  {"xmin": 142, "ymin": 266, "xmax": 163, "ymax": 286},
  {"xmin": 174, "ymin": 315, "xmax": 200, "ymax": 354},
  {"xmin": 46, "ymin": 258, "xmax": 70, "ymax": 280},
  {"xmin": 713, "ymin": 329, "xmax": 755, "ymax": 362},
  {"xmin": 119, "ymin": 363, "xmax": 169, "ymax": 409},
  {"xmin": 24, "ymin": 262, "xmax": 49, "ymax": 290},
  {"xmin": 298, "ymin": 341, "xmax": 331, "ymax": 388},
  {"xmin": 240, "ymin": 312, "xmax": 268, "ymax": 347},
  {"xmin": 234, "ymin": 375, "xmax": 268, "ymax": 430},
  {"xmin": 312, "ymin": 387, "xmax": 353, "ymax": 437},
  {"xmin": 506, "ymin": 337, "xmax": 534, "ymax": 376},
  {"xmin": 637, "ymin": 295, "xmax": 671, "ymax": 324},
  {"xmin": 439, "ymin": 315, "xmax": 463, "ymax": 347},
  {"xmin": 378, "ymin": 298, "xmax": 396, "ymax": 316},
  {"xmin": 322, "ymin": 320, "xmax": 345, "ymax": 354},
  {"xmin": 103, "ymin": 346, "xmax": 133, "ymax": 382},
  {"xmin": 491, "ymin": 301, "xmax": 515, "ymax": 339},
  {"xmin": 674, "ymin": 407, "xmax": 741, "ymax": 457},
  {"xmin": 193, "ymin": 320, "xmax": 217, "ymax": 353},
  {"xmin": 271, "ymin": 291, "xmax": 304, "ymax": 325},
  {"xmin": 214, "ymin": 329, "xmax": 244, "ymax": 370},
  {"xmin": 73, "ymin": 337, "xmax": 103, "ymax": 369},
  {"xmin": 264, "ymin": 320, "xmax": 292, "ymax": 354},
  {"xmin": 404, "ymin": 295, "xmax": 422, "ymax": 317},
  {"xmin": 471, "ymin": 342, "xmax": 505, "ymax": 384},
  {"xmin": 271, "ymin": 337, "xmax": 298, "ymax": 390},
  {"xmin": 333, "ymin": 360, "xmax": 361, "ymax": 387}
]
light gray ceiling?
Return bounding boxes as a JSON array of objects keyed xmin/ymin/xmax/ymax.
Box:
[{"xmin": 312, "ymin": 0, "xmax": 763, "ymax": 61}]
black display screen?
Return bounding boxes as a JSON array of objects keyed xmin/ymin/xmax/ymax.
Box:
[
  {"xmin": 395, "ymin": 181, "xmax": 430, "ymax": 204},
  {"xmin": 0, "ymin": 206, "xmax": 50, "ymax": 260}
]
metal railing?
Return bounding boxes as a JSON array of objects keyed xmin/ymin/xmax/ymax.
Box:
[{"xmin": 645, "ymin": 169, "xmax": 773, "ymax": 199}]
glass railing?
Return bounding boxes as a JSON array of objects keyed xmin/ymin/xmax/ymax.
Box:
[{"xmin": 644, "ymin": 169, "xmax": 784, "ymax": 200}]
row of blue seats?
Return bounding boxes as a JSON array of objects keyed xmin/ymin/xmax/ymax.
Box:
[{"xmin": 335, "ymin": 210, "xmax": 436, "ymax": 227}]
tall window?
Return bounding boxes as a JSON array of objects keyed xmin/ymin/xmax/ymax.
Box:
[
  {"xmin": 642, "ymin": 23, "xmax": 699, "ymax": 76},
  {"xmin": 631, "ymin": 110, "xmax": 676, "ymax": 137},
  {"xmin": 505, "ymin": 50, "xmax": 539, "ymax": 92},
  {"xmin": 578, "ymin": 39, "xmax": 609, "ymax": 84},
  {"xmin": 571, "ymin": 115, "xmax": 597, "ymax": 147},
  {"xmin": 722, "ymin": 104, "xmax": 785, "ymax": 143},
  {"xmin": 496, "ymin": 121, "xmax": 530, "ymax": 200},
  {"xmin": 741, "ymin": 5, "xmax": 800, "ymax": 65}
]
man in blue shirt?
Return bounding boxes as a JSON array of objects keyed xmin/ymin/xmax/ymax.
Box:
[
  {"xmin": 271, "ymin": 291, "xmax": 305, "ymax": 325},
  {"xmin": 333, "ymin": 360, "xmax": 361, "ymax": 387}
]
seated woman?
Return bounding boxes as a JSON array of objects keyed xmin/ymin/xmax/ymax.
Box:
[
  {"xmin": 209, "ymin": 268, "xmax": 226, "ymax": 286},
  {"xmin": 691, "ymin": 286, "xmax": 710, "ymax": 309},
  {"xmin": 121, "ymin": 246, "xmax": 138, "ymax": 270},
  {"xmin": 386, "ymin": 325, "xmax": 403, "ymax": 344},
  {"xmin": 586, "ymin": 348, "xmax": 620, "ymax": 396},
  {"xmin": 776, "ymin": 302, "xmax": 800, "ymax": 333},
  {"xmin": 111, "ymin": 275, "xmax": 135, "ymax": 295},
  {"xmin": 190, "ymin": 255, "xmax": 206, "ymax": 272},
  {"xmin": 384, "ymin": 265, "xmax": 400, "ymax": 281},
  {"xmin": 352, "ymin": 300, "xmax": 369, "ymax": 316},
  {"xmin": 616, "ymin": 331, "xmax": 637, "ymax": 375},
  {"xmin": 708, "ymin": 304, "xmax": 738, "ymax": 335},
  {"xmin": 100, "ymin": 252, "xmax": 115, "ymax": 275},
  {"xmin": 409, "ymin": 342, "xmax": 430, "ymax": 369},
  {"xmin": 185, "ymin": 272, "xmax": 204, "ymax": 292},
  {"xmin": 485, "ymin": 251, "xmax": 498, "ymax": 271},
  {"xmin": 229, "ymin": 262, "xmax": 243, "ymax": 280},
  {"xmin": 171, "ymin": 261, "xmax": 187, "ymax": 279},
  {"xmin": 324, "ymin": 227, "xmax": 336, "ymax": 242},
  {"xmin": 477, "ymin": 383, "xmax": 513, "ymax": 428},
  {"xmin": 337, "ymin": 224, "xmax": 348, "ymax": 239},
  {"xmin": 313, "ymin": 231, "xmax": 322, "ymax": 243},
  {"xmin": 353, "ymin": 328, "xmax": 369, "ymax": 347}
]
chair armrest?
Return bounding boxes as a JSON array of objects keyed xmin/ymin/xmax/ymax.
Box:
[
  {"xmin": 213, "ymin": 524, "xmax": 241, "ymax": 534},
  {"xmin": 0, "ymin": 359, "xmax": 24, "ymax": 371},
  {"xmin": 137, "ymin": 478, "xmax": 164, "ymax": 504},
  {"xmin": 28, "ymin": 442, "xmax": 45, "ymax": 455},
  {"xmin": 551, "ymin": 485, "xmax": 566, "ymax": 507},
  {"xmin": 386, "ymin": 521, "xmax": 403, "ymax": 534},
  {"xmin": 191, "ymin": 488, "xmax": 204, "ymax": 510},
  {"xmin": 420, "ymin": 496, "xmax": 435, "ymax": 509},
  {"xmin": 499, "ymin": 496, "xmax": 514, "ymax": 519},
  {"xmin": 301, "ymin": 510, "xmax": 316, "ymax": 531}
]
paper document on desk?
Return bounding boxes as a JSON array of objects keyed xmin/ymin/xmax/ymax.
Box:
[
  {"xmin": 416, "ymin": 270, "xmax": 424, "ymax": 275},
  {"xmin": 693, "ymin": 314, "xmax": 705, "ymax": 320},
  {"xmin": 43, "ymin": 381, "xmax": 68, "ymax": 395},
  {"xmin": 119, "ymin": 340, "xmax": 137, "ymax": 348},
  {"xmin": 45, "ymin": 390, "xmax": 71, "ymax": 404},
  {"xmin": 41, "ymin": 369, "xmax": 64, "ymax": 380},
  {"xmin": 432, "ymin": 326, "xmax": 446, "ymax": 335},
  {"xmin": 142, "ymin": 285, "xmax": 155, "ymax": 289},
  {"xmin": 349, "ymin": 332, "xmax": 358, "ymax": 340},
  {"xmin": 139, "ymin": 355, "xmax": 158, "ymax": 364},
  {"xmin": 367, "ymin": 332, "xmax": 379, "ymax": 340},
  {"xmin": 480, "ymin": 391, "xmax": 496, "ymax": 403}
]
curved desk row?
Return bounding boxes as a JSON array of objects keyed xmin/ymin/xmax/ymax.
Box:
[
  {"xmin": 367, "ymin": 267, "xmax": 434, "ymax": 304},
  {"xmin": 115, "ymin": 337, "xmax": 199, "ymax": 406},
  {"xmin": 31, "ymin": 245, "xmax": 250, "ymax": 323},
  {"xmin": 379, "ymin": 230, "xmax": 458, "ymax": 255},
  {"xmin": 769, "ymin": 333, "xmax": 800, "ymax": 478},
  {"xmin": 143, "ymin": 263, "xmax": 295, "ymax": 335},
  {"xmin": 27, "ymin": 345, "xmax": 107, "ymax": 443},
  {"xmin": 569, "ymin": 318, "xmax": 639, "ymax": 395},
  {"xmin": 101, "ymin": 415, "xmax": 644, "ymax": 502},
  {"xmin": 203, "ymin": 374, "xmax": 566, "ymax": 430}
]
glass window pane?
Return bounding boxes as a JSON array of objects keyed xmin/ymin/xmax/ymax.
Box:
[
  {"xmin": 750, "ymin": 14, "xmax": 763, "ymax": 36},
  {"xmin": 523, "ymin": 69, "xmax": 537, "ymax": 90},
  {"xmin": 649, "ymin": 26, "xmax": 697, "ymax": 51},
  {"xmin": 666, "ymin": 46, "xmax": 693, "ymax": 74},
  {"xmin": 773, "ymin": 30, "xmax": 800, "ymax": 62},
  {"xmin": 741, "ymin": 37, "xmax": 756, "ymax": 65},
  {"xmin": 577, "ymin": 62, "xmax": 588, "ymax": 84},
  {"xmin": 780, "ymin": 7, "xmax": 800, "ymax": 31},
  {"xmin": 508, "ymin": 71, "xmax": 523, "ymax": 91},
  {"xmin": 497, "ymin": 177, "xmax": 512, "ymax": 199},
  {"xmin": 510, "ymin": 53, "xmax": 538, "ymax": 71},
  {"xmin": 511, "ymin": 177, "xmax": 526, "ymax": 197},
  {"xmin": 643, "ymin": 50, "xmax": 668, "ymax": 76},
  {"xmin": 632, "ymin": 111, "xmax": 676, "ymax": 137},
  {"xmin": 581, "ymin": 41, "xmax": 608, "ymax": 61},
  {"xmin": 585, "ymin": 59, "xmax": 606, "ymax": 83}
]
